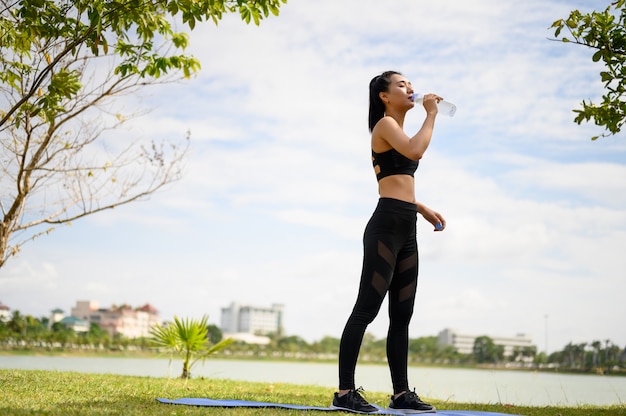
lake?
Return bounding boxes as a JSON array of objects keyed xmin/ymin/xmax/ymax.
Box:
[{"xmin": 1, "ymin": 355, "xmax": 624, "ymax": 407}]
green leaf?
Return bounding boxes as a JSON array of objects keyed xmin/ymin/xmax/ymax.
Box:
[
  {"xmin": 553, "ymin": 26, "xmax": 562, "ymax": 38},
  {"xmin": 592, "ymin": 50, "xmax": 603, "ymax": 62},
  {"xmin": 600, "ymin": 71, "xmax": 613, "ymax": 83}
]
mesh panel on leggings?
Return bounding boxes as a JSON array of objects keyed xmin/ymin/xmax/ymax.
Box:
[
  {"xmin": 397, "ymin": 252, "xmax": 417, "ymax": 274},
  {"xmin": 371, "ymin": 271, "xmax": 388, "ymax": 297},
  {"xmin": 398, "ymin": 280, "xmax": 416, "ymax": 303},
  {"xmin": 377, "ymin": 240, "xmax": 395, "ymax": 266}
]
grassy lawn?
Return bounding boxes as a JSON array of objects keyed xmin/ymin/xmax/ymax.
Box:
[{"xmin": 1, "ymin": 369, "xmax": 625, "ymax": 415}]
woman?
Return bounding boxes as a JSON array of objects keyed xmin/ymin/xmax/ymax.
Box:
[{"xmin": 331, "ymin": 71, "xmax": 445, "ymax": 414}]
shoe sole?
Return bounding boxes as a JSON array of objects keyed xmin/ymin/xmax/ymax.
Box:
[
  {"xmin": 329, "ymin": 404, "xmax": 378, "ymax": 414},
  {"xmin": 388, "ymin": 407, "xmax": 437, "ymax": 414}
]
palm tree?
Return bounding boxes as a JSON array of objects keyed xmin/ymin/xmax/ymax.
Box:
[
  {"xmin": 591, "ymin": 340, "xmax": 602, "ymax": 367},
  {"xmin": 563, "ymin": 342, "xmax": 574, "ymax": 367},
  {"xmin": 7, "ymin": 310, "xmax": 26, "ymax": 336},
  {"xmin": 150, "ymin": 315, "xmax": 233, "ymax": 379}
]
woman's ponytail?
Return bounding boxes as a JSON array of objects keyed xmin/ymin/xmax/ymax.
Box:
[{"xmin": 368, "ymin": 71, "xmax": 401, "ymax": 132}]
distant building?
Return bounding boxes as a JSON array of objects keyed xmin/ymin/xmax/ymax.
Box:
[
  {"xmin": 0, "ymin": 301, "xmax": 10, "ymax": 322},
  {"xmin": 49, "ymin": 308, "xmax": 65, "ymax": 329},
  {"xmin": 71, "ymin": 300, "xmax": 160, "ymax": 339},
  {"xmin": 220, "ymin": 302, "xmax": 284, "ymax": 344},
  {"xmin": 58, "ymin": 316, "xmax": 90, "ymax": 333},
  {"xmin": 438, "ymin": 328, "xmax": 535, "ymax": 357}
]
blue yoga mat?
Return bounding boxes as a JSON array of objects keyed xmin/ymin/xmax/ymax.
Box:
[{"xmin": 157, "ymin": 397, "xmax": 521, "ymax": 415}]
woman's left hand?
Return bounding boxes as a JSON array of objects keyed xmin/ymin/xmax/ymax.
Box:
[{"xmin": 422, "ymin": 207, "xmax": 446, "ymax": 232}]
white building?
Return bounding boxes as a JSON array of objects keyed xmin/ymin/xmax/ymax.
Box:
[
  {"xmin": 0, "ymin": 301, "xmax": 10, "ymax": 322},
  {"xmin": 221, "ymin": 302, "xmax": 284, "ymax": 342},
  {"xmin": 58, "ymin": 316, "xmax": 90, "ymax": 333},
  {"xmin": 438, "ymin": 328, "xmax": 535, "ymax": 357},
  {"xmin": 49, "ymin": 308, "xmax": 65, "ymax": 329}
]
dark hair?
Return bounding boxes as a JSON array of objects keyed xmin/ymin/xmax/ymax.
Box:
[{"xmin": 368, "ymin": 70, "xmax": 401, "ymax": 132}]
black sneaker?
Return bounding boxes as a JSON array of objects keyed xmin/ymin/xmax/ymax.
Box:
[
  {"xmin": 330, "ymin": 387, "xmax": 377, "ymax": 413},
  {"xmin": 389, "ymin": 389, "xmax": 436, "ymax": 414}
]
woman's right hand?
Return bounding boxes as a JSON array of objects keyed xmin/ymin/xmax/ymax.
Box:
[{"xmin": 422, "ymin": 93, "xmax": 443, "ymax": 115}]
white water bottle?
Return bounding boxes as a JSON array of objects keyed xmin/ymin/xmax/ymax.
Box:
[{"xmin": 411, "ymin": 93, "xmax": 457, "ymax": 117}]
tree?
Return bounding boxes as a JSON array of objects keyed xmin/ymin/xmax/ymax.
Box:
[
  {"xmin": 360, "ymin": 332, "xmax": 383, "ymax": 360},
  {"xmin": 0, "ymin": 0, "xmax": 286, "ymax": 268},
  {"xmin": 6, "ymin": 310, "xmax": 26, "ymax": 336},
  {"xmin": 521, "ymin": 345, "xmax": 537, "ymax": 362},
  {"xmin": 150, "ymin": 315, "xmax": 233, "ymax": 379},
  {"xmin": 591, "ymin": 340, "xmax": 602, "ymax": 367},
  {"xmin": 88, "ymin": 321, "xmax": 110, "ymax": 346},
  {"xmin": 550, "ymin": 0, "xmax": 626, "ymax": 140},
  {"xmin": 408, "ymin": 336, "xmax": 438, "ymax": 354},
  {"xmin": 277, "ymin": 334, "xmax": 308, "ymax": 354},
  {"xmin": 311, "ymin": 336, "xmax": 340, "ymax": 354},
  {"xmin": 206, "ymin": 323, "xmax": 222, "ymax": 345},
  {"xmin": 510, "ymin": 346, "xmax": 522, "ymax": 363},
  {"xmin": 472, "ymin": 335, "xmax": 503, "ymax": 364}
]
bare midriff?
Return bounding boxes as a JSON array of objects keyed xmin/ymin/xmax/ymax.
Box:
[{"xmin": 377, "ymin": 174, "xmax": 416, "ymax": 205}]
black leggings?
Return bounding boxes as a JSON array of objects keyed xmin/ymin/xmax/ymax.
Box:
[{"xmin": 338, "ymin": 198, "xmax": 419, "ymax": 394}]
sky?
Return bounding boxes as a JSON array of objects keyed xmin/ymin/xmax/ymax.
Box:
[{"xmin": 2, "ymin": 0, "xmax": 625, "ymax": 354}]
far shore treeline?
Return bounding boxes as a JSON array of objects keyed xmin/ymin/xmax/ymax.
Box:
[{"xmin": 1, "ymin": 310, "xmax": 624, "ymax": 376}]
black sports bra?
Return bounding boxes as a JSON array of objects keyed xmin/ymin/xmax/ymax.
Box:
[{"xmin": 372, "ymin": 148, "xmax": 419, "ymax": 181}]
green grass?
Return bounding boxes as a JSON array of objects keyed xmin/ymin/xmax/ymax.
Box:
[{"xmin": 0, "ymin": 369, "xmax": 624, "ymax": 415}]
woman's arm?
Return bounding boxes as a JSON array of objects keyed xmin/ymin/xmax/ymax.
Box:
[
  {"xmin": 415, "ymin": 201, "xmax": 446, "ymax": 232},
  {"xmin": 373, "ymin": 94, "xmax": 441, "ymax": 160}
]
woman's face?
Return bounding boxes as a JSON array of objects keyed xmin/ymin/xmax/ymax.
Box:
[{"xmin": 380, "ymin": 74, "xmax": 415, "ymax": 108}]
